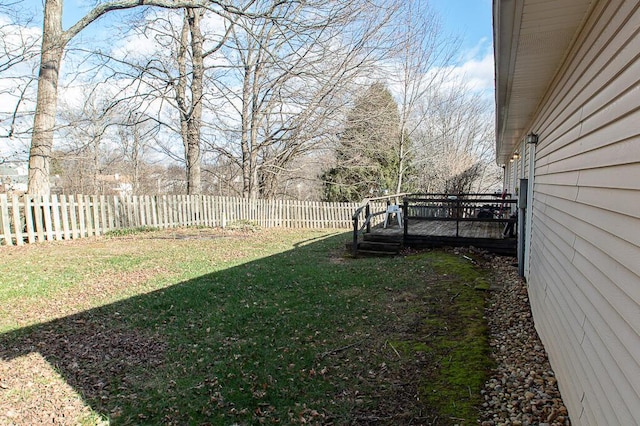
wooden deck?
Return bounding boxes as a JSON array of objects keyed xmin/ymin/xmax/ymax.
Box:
[
  {"xmin": 364, "ymin": 219, "xmax": 517, "ymax": 255},
  {"xmin": 351, "ymin": 193, "xmax": 519, "ymax": 256}
]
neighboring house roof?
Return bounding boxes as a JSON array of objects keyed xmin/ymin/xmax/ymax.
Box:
[
  {"xmin": 0, "ymin": 161, "xmax": 28, "ymax": 176},
  {"xmin": 96, "ymin": 174, "xmax": 131, "ymax": 184},
  {"xmin": 493, "ymin": 0, "xmax": 595, "ymax": 164},
  {"xmin": 0, "ymin": 161, "xmax": 28, "ymax": 192}
]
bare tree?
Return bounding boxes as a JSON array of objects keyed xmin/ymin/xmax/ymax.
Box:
[
  {"xmin": 176, "ymin": 8, "xmax": 204, "ymax": 194},
  {"xmin": 387, "ymin": 0, "xmax": 458, "ymax": 194},
  {"xmin": 0, "ymin": 3, "xmax": 40, "ymax": 74},
  {"xmin": 413, "ymin": 80, "xmax": 500, "ymax": 193},
  {"xmin": 211, "ymin": 0, "xmax": 397, "ymax": 199},
  {"xmin": 82, "ymin": 8, "xmax": 217, "ymax": 195},
  {"xmin": 64, "ymin": 3, "xmax": 271, "ymax": 195},
  {"xmin": 55, "ymin": 98, "xmax": 173, "ymax": 195},
  {"xmin": 26, "ymin": 0, "xmax": 284, "ymax": 195},
  {"xmin": 54, "ymin": 94, "xmax": 118, "ymax": 193}
]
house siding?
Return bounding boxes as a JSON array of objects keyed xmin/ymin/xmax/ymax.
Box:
[{"xmin": 524, "ymin": 1, "xmax": 640, "ymax": 424}]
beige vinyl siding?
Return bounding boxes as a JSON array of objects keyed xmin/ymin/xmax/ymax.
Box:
[
  {"xmin": 529, "ymin": 207, "xmax": 638, "ymax": 425},
  {"xmin": 525, "ymin": 0, "xmax": 640, "ymax": 424},
  {"xmin": 504, "ymin": 162, "xmax": 515, "ymax": 193},
  {"xmin": 521, "ymin": 141, "xmax": 527, "ymax": 177}
]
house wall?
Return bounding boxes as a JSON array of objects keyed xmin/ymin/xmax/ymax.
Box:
[
  {"xmin": 525, "ymin": 1, "xmax": 640, "ymax": 424},
  {"xmin": 503, "ymin": 140, "xmax": 528, "ymax": 201}
]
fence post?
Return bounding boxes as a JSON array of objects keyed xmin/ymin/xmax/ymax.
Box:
[
  {"xmin": 60, "ymin": 195, "xmax": 70, "ymax": 240},
  {"xmin": 33, "ymin": 196, "xmax": 45, "ymax": 241},
  {"xmin": 24, "ymin": 195, "xmax": 35, "ymax": 243},
  {"xmin": 92, "ymin": 195, "xmax": 101, "ymax": 236},
  {"xmin": 68, "ymin": 195, "xmax": 78, "ymax": 239},
  {"xmin": 365, "ymin": 203, "xmax": 371, "ymax": 233},
  {"xmin": 113, "ymin": 196, "xmax": 121, "ymax": 231},
  {"xmin": 0, "ymin": 194, "xmax": 13, "ymax": 246},
  {"xmin": 161, "ymin": 195, "xmax": 168, "ymax": 228},
  {"xmin": 51, "ymin": 194, "xmax": 62, "ymax": 240},
  {"xmin": 12, "ymin": 194, "xmax": 24, "ymax": 245},
  {"xmin": 83, "ymin": 195, "xmax": 93, "ymax": 236},
  {"xmin": 42, "ymin": 195, "xmax": 54, "ymax": 240}
]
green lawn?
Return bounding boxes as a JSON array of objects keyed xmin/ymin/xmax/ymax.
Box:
[{"xmin": 0, "ymin": 227, "xmax": 494, "ymax": 425}]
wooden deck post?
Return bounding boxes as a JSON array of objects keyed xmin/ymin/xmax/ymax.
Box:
[
  {"xmin": 403, "ymin": 198, "xmax": 409, "ymax": 241},
  {"xmin": 352, "ymin": 214, "xmax": 359, "ymax": 255},
  {"xmin": 455, "ymin": 198, "xmax": 460, "ymax": 237},
  {"xmin": 365, "ymin": 203, "xmax": 371, "ymax": 233}
]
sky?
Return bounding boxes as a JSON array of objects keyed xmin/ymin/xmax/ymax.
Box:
[
  {"xmin": 20, "ymin": 0, "xmax": 493, "ymax": 40},
  {"xmin": 430, "ymin": 0, "xmax": 493, "ymax": 53},
  {"xmin": 14, "ymin": 0, "xmax": 495, "ymax": 84},
  {"xmin": 18, "ymin": 0, "xmax": 494, "ymax": 62},
  {"xmin": 429, "ymin": 0, "xmax": 495, "ymax": 93},
  {"xmin": 2, "ymin": 0, "xmax": 496, "ymax": 158}
]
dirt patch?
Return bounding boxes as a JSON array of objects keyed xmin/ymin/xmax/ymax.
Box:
[
  {"xmin": 0, "ymin": 316, "xmax": 166, "ymax": 425},
  {"xmin": 0, "ymin": 352, "xmax": 98, "ymax": 425},
  {"xmin": 143, "ymin": 228, "xmax": 232, "ymax": 240}
]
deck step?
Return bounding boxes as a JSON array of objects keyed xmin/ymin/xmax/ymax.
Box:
[
  {"xmin": 362, "ymin": 233, "xmax": 401, "ymax": 243},
  {"xmin": 356, "ymin": 241, "xmax": 402, "ymax": 255}
]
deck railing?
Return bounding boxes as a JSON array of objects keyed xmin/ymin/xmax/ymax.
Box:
[
  {"xmin": 351, "ymin": 193, "xmax": 408, "ymax": 254},
  {"xmin": 402, "ymin": 193, "xmax": 517, "ymax": 238}
]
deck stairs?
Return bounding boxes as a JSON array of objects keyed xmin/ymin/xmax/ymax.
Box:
[{"xmin": 351, "ymin": 233, "xmax": 402, "ymax": 256}]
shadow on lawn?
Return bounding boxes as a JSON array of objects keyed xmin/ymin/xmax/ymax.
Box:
[{"xmin": 0, "ymin": 232, "xmax": 414, "ymax": 424}]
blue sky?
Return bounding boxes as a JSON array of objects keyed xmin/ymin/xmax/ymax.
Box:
[
  {"xmin": 429, "ymin": 0, "xmax": 494, "ymax": 94},
  {"xmin": 2, "ymin": 0, "xmax": 495, "ymax": 158},
  {"xmin": 20, "ymin": 0, "xmax": 494, "ymax": 55},
  {"xmin": 17, "ymin": 0, "xmax": 496, "ymax": 93},
  {"xmin": 430, "ymin": 0, "xmax": 493, "ymax": 53},
  {"xmin": 11, "ymin": 1, "xmax": 496, "ymax": 97},
  {"xmin": 16, "ymin": 0, "xmax": 493, "ymax": 68}
]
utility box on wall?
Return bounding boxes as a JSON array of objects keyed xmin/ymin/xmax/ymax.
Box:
[
  {"xmin": 518, "ymin": 178, "xmax": 528, "ymax": 209},
  {"xmin": 518, "ymin": 178, "xmax": 528, "ymax": 276}
]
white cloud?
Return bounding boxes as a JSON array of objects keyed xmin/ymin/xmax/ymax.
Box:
[
  {"xmin": 452, "ymin": 38, "xmax": 494, "ymax": 92},
  {"xmin": 434, "ymin": 38, "xmax": 495, "ymax": 98},
  {"xmin": 110, "ymin": 32, "xmax": 163, "ymax": 60},
  {"xmin": 451, "ymin": 49, "xmax": 494, "ymax": 92}
]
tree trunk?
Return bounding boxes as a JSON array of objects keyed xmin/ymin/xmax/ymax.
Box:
[
  {"xmin": 249, "ymin": 150, "xmax": 259, "ymax": 199},
  {"xmin": 175, "ymin": 8, "xmax": 203, "ymax": 195},
  {"xmin": 177, "ymin": 12, "xmax": 190, "ymax": 182},
  {"xmin": 185, "ymin": 8, "xmax": 203, "ymax": 195},
  {"xmin": 28, "ymin": 0, "xmax": 64, "ymax": 195},
  {"xmin": 240, "ymin": 64, "xmax": 252, "ymax": 198}
]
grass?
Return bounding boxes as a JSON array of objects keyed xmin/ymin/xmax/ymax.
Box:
[
  {"xmin": 104, "ymin": 226, "xmax": 159, "ymax": 237},
  {"xmin": 0, "ymin": 227, "xmax": 495, "ymax": 425},
  {"xmin": 418, "ymin": 253, "xmax": 494, "ymax": 420}
]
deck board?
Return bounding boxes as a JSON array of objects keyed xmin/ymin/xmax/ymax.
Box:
[
  {"xmin": 370, "ymin": 219, "xmax": 506, "ymax": 238},
  {"xmin": 365, "ymin": 219, "xmax": 516, "ymax": 255}
]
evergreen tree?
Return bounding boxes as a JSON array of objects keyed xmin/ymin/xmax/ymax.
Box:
[{"xmin": 322, "ymin": 83, "xmax": 407, "ymax": 202}]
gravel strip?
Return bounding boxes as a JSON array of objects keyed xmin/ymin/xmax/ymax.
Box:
[{"xmin": 479, "ymin": 257, "xmax": 571, "ymax": 426}]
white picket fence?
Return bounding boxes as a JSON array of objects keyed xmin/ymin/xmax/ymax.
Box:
[{"xmin": 0, "ymin": 194, "xmax": 362, "ymax": 246}]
